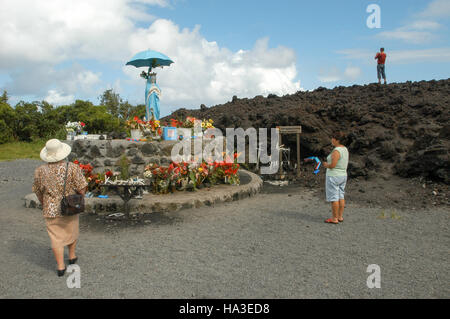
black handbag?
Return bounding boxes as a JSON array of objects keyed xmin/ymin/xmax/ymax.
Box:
[{"xmin": 61, "ymin": 162, "xmax": 85, "ymax": 216}]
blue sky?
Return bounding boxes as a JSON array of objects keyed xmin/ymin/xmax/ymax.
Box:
[{"xmin": 0, "ymin": 0, "xmax": 449, "ymax": 117}]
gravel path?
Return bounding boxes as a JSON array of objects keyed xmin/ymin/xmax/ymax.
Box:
[{"xmin": 0, "ymin": 159, "xmax": 448, "ymax": 298}]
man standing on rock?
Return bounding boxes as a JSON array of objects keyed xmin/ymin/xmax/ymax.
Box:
[{"xmin": 375, "ymin": 48, "xmax": 387, "ymax": 84}]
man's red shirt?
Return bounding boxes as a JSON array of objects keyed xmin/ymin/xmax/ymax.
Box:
[{"xmin": 375, "ymin": 52, "xmax": 387, "ymax": 64}]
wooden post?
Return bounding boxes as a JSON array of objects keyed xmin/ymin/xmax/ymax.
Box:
[
  {"xmin": 278, "ymin": 127, "xmax": 283, "ymax": 176},
  {"xmin": 274, "ymin": 126, "xmax": 302, "ymax": 179},
  {"xmin": 296, "ymin": 132, "xmax": 301, "ymax": 177}
]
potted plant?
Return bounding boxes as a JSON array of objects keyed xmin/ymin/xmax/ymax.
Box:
[
  {"xmin": 65, "ymin": 121, "xmax": 86, "ymax": 140},
  {"xmin": 174, "ymin": 116, "xmax": 197, "ymax": 140},
  {"xmin": 65, "ymin": 122, "xmax": 78, "ymax": 140},
  {"xmin": 126, "ymin": 116, "xmax": 145, "ymax": 139},
  {"xmin": 146, "ymin": 116, "xmax": 162, "ymax": 140},
  {"xmin": 202, "ymin": 119, "xmax": 215, "ymax": 138}
]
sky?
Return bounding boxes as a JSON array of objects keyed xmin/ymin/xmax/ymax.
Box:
[{"xmin": 0, "ymin": 0, "xmax": 449, "ymax": 117}]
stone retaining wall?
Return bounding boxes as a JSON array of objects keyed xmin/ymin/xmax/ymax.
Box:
[
  {"xmin": 67, "ymin": 139, "xmax": 210, "ymax": 176},
  {"xmin": 23, "ymin": 170, "xmax": 263, "ymax": 216}
]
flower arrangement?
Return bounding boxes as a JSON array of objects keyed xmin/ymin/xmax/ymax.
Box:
[
  {"xmin": 143, "ymin": 152, "xmax": 240, "ymax": 194},
  {"xmin": 72, "ymin": 152, "xmax": 240, "ymax": 197},
  {"xmin": 73, "ymin": 160, "xmax": 112, "ymax": 194},
  {"xmin": 183, "ymin": 116, "xmax": 197, "ymax": 129},
  {"xmin": 126, "ymin": 116, "xmax": 162, "ymax": 135},
  {"xmin": 65, "ymin": 121, "xmax": 86, "ymax": 133},
  {"xmin": 164, "ymin": 117, "xmax": 214, "ymax": 130},
  {"xmin": 125, "ymin": 116, "xmax": 146, "ymax": 130},
  {"xmin": 143, "ymin": 162, "xmax": 186, "ymax": 194},
  {"xmin": 201, "ymin": 119, "xmax": 214, "ymax": 129},
  {"xmin": 147, "ymin": 118, "xmax": 162, "ymax": 135},
  {"xmin": 207, "ymin": 153, "xmax": 240, "ymax": 185},
  {"xmin": 167, "ymin": 118, "xmax": 183, "ymax": 128}
]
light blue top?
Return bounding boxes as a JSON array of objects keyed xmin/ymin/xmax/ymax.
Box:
[{"xmin": 326, "ymin": 146, "xmax": 349, "ymax": 177}]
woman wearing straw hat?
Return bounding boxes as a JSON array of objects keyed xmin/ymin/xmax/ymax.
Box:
[{"xmin": 32, "ymin": 139, "xmax": 88, "ymax": 276}]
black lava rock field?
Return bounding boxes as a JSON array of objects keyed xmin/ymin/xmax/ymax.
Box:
[{"xmin": 165, "ymin": 79, "xmax": 449, "ymax": 185}]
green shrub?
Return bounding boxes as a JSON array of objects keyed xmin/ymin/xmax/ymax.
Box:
[
  {"xmin": 0, "ymin": 102, "xmax": 16, "ymax": 143},
  {"xmin": 119, "ymin": 154, "xmax": 130, "ymax": 180},
  {"xmin": 0, "ymin": 119, "xmax": 14, "ymax": 144},
  {"xmin": 0, "ymin": 89, "xmax": 144, "ymax": 146}
]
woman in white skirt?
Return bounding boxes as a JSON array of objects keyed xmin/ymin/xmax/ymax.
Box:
[{"xmin": 33, "ymin": 139, "xmax": 88, "ymax": 276}]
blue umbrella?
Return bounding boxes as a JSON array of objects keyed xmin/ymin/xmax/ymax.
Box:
[{"xmin": 125, "ymin": 49, "xmax": 174, "ymax": 69}]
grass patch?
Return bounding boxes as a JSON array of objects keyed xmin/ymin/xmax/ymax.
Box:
[
  {"xmin": 377, "ymin": 209, "xmax": 402, "ymax": 220},
  {"xmin": 0, "ymin": 140, "xmax": 45, "ymax": 161},
  {"xmin": 377, "ymin": 210, "xmax": 387, "ymax": 219}
]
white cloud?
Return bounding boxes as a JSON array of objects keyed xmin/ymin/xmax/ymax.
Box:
[
  {"xmin": 377, "ymin": 0, "xmax": 449, "ymax": 44},
  {"xmin": 408, "ymin": 20, "xmax": 442, "ymax": 30},
  {"xmin": 344, "ymin": 66, "xmax": 361, "ymax": 80},
  {"xmin": 3, "ymin": 63, "xmax": 101, "ymax": 102},
  {"xmin": 419, "ymin": 0, "xmax": 450, "ymax": 18},
  {"xmin": 0, "ymin": 0, "xmax": 165, "ymax": 101},
  {"xmin": 318, "ymin": 66, "xmax": 361, "ymax": 83},
  {"xmin": 45, "ymin": 90, "xmax": 75, "ymax": 105},
  {"xmin": 0, "ymin": 0, "xmax": 168, "ymax": 68},
  {"xmin": 377, "ymin": 20, "xmax": 442, "ymax": 44},
  {"xmin": 0, "ymin": 0, "xmax": 301, "ymax": 111},
  {"xmin": 125, "ymin": 20, "xmax": 301, "ymax": 108},
  {"xmin": 392, "ymin": 48, "xmax": 450, "ymax": 63},
  {"xmin": 377, "ymin": 30, "xmax": 437, "ymax": 44},
  {"xmin": 318, "ymin": 67, "xmax": 341, "ymax": 83}
]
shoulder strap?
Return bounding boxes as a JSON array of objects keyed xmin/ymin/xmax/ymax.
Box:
[{"xmin": 63, "ymin": 162, "xmax": 69, "ymax": 199}]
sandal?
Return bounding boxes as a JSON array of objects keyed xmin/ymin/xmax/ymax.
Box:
[
  {"xmin": 57, "ymin": 267, "xmax": 66, "ymax": 277},
  {"xmin": 338, "ymin": 219, "xmax": 344, "ymax": 223},
  {"xmin": 324, "ymin": 218, "xmax": 338, "ymax": 224}
]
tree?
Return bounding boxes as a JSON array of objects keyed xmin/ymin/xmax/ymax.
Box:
[
  {"xmin": 0, "ymin": 90, "xmax": 8, "ymax": 103},
  {"xmin": 129, "ymin": 104, "xmax": 146, "ymax": 120},
  {"xmin": 37, "ymin": 101, "xmax": 65, "ymax": 140},
  {"xmin": 13, "ymin": 101, "xmax": 42, "ymax": 141},
  {"xmin": 77, "ymin": 104, "xmax": 123, "ymax": 134},
  {"xmin": 0, "ymin": 99, "xmax": 15, "ymax": 143},
  {"xmin": 119, "ymin": 100, "xmax": 133, "ymax": 120},
  {"xmin": 99, "ymin": 89, "xmax": 122, "ymax": 118},
  {"xmin": 0, "ymin": 120, "xmax": 14, "ymax": 143}
]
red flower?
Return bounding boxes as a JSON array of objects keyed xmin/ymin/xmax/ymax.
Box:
[
  {"xmin": 134, "ymin": 116, "xmax": 139, "ymax": 121},
  {"xmin": 80, "ymin": 122, "xmax": 85, "ymax": 127},
  {"xmin": 105, "ymin": 171, "xmax": 113, "ymax": 177},
  {"xmin": 73, "ymin": 160, "xmax": 79, "ymax": 165}
]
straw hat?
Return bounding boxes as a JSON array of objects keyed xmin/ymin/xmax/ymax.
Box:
[{"xmin": 40, "ymin": 139, "xmax": 72, "ymax": 163}]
